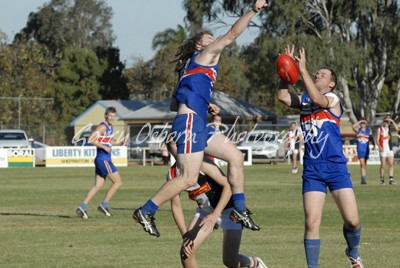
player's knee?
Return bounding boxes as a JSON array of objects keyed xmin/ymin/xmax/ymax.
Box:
[
  {"xmin": 305, "ymin": 218, "xmax": 320, "ymax": 231},
  {"xmin": 94, "ymin": 185, "xmax": 103, "ymax": 192},
  {"xmin": 115, "ymin": 180, "xmax": 122, "ymax": 188},
  {"xmin": 344, "ymin": 218, "xmax": 361, "ymax": 230},
  {"xmin": 227, "ymin": 149, "xmax": 244, "ymax": 167},
  {"xmin": 182, "ymin": 175, "xmax": 198, "ymax": 188}
]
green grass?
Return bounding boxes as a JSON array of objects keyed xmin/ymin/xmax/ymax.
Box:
[{"xmin": 0, "ymin": 164, "xmax": 399, "ymax": 267}]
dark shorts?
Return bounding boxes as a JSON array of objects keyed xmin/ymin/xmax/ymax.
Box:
[
  {"xmin": 171, "ymin": 113, "xmax": 216, "ymax": 154},
  {"xmin": 302, "ymin": 162, "xmax": 353, "ymax": 194},
  {"xmin": 95, "ymin": 158, "xmax": 117, "ymax": 176}
]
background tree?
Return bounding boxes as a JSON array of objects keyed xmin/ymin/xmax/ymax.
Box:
[
  {"xmin": 20, "ymin": 0, "xmax": 114, "ymax": 53},
  {"xmin": 0, "ymin": 36, "xmax": 58, "ymax": 127},
  {"xmin": 15, "ymin": 0, "xmax": 127, "ymax": 118},
  {"xmin": 51, "ymin": 48, "xmax": 103, "ymax": 123}
]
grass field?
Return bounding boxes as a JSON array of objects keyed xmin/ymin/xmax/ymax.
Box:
[{"xmin": 0, "ymin": 163, "xmax": 399, "ymax": 267}]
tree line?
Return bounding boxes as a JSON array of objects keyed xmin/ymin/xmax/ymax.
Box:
[{"xmin": 1, "ymin": 0, "xmax": 399, "ymax": 129}]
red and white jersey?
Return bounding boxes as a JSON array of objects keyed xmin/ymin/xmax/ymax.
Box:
[{"xmin": 378, "ymin": 126, "xmax": 391, "ymax": 151}]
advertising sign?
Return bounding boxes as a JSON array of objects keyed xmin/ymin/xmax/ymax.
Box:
[
  {"xmin": 0, "ymin": 149, "xmax": 36, "ymax": 168},
  {"xmin": 46, "ymin": 146, "xmax": 128, "ymax": 167},
  {"xmin": 0, "ymin": 149, "xmax": 7, "ymax": 168}
]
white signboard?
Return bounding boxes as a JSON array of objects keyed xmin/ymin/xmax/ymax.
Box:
[
  {"xmin": 0, "ymin": 149, "xmax": 7, "ymax": 168},
  {"xmin": 342, "ymin": 145, "xmax": 380, "ymax": 165},
  {"xmin": 45, "ymin": 146, "xmax": 128, "ymax": 167}
]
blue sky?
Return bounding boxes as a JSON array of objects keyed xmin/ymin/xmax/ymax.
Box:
[{"xmin": 0, "ymin": 0, "xmax": 258, "ymax": 67}]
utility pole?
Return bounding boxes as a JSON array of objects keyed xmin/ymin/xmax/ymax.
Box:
[{"xmin": 0, "ymin": 97, "xmax": 54, "ymax": 129}]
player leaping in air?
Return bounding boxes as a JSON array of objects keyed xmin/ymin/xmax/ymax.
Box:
[{"xmin": 133, "ymin": 0, "xmax": 268, "ymax": 237}]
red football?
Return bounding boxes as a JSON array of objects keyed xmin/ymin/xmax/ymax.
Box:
[{"xmin": 276, "ymin": 54, "xmax": 299, "ymax": 84}]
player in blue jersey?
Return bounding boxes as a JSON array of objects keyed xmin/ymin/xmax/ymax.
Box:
[
  {"xmin": 133, "ymin": 0, "xmax": 268, "ymax": 237},
  {"xmin": 276, "ymin": 45, "xmax": 364, "ymax": 268},
  {"xmin": 352, "ymin": 118, "xmax": 375, "ymax": 184},
  {"xmin": 76, "ymin": 107, "xmax": 126, "ymax": 219}
]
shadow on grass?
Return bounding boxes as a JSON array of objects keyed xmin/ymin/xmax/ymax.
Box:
[{"xmin": 0, "ymin": 212, "xmax": 72, "ymax": 219}]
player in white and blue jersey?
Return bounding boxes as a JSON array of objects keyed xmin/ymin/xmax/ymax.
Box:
[
  {"xmin": 277, "ymin": 45, "xmax": 364, "ymax": 268},
  {"xmin": 76, "ymin": 107, "xmax": 125, "ymax": 219},
  {"xmin": 133, "ymin": 0, "xmax": 269, "ymax": 237}
]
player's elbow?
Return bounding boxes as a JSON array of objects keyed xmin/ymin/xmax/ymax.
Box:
[{"xmin": 276, "ymin": 91, "xmax": 290, "ymax": 106}]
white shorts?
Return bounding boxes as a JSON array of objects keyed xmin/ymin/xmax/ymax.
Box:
[
  {"xmin": 380, "ymin": 150, "xmax": 394, "ymax": 158},
  {"xmin": 289, "ymin": 149, "xmax": 299, "ymax": 155},
  {"xmin": 194, "ymin": 207, "xmax": 242, "ymax": 230}
]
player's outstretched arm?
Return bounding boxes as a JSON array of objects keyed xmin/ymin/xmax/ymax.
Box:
[
  {"xmin": 276, "ymin": 80, "xmax": 301, "ymax": 109},
  {"xmin": 200, "ymin": 0, "xmax": 268, "ymax": 64}
]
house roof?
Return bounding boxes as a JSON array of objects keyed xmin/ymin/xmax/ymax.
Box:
[
  {"xmin": 71, "ymin": 90, "xmax": 276, "ymax": 125},
  {"xmin": 211, "ymin": 90, "xmax": 276, "ymax": 120},
  {"xmin": 70, "ymin": 99, "xmax": 152, "ymax": 126},
  {"xmin": 122, "ymin": 98, "xmax": 176, "ymax": 120},
  {"xmin": 123, "ymin": 90, "xmax": 276, "ymax": 121}
]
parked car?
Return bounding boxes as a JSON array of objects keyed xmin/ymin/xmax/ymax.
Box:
[
  {"xmin": 0, "ymin": 129, "xmax": 31, "ymax": 149},
  {"xmin": 129, "ymin": 124, "xmax": 171, "ymax": 159},
  {"xmin": 239, "ymin": 130, "xmax": 285, "ymax": 159}
]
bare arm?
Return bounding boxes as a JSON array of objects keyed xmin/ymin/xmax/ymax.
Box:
[
  {"xmin": 196, "ymin": 0, "xmax": 268, "ymax": 66},
  {"xmin": 199, "ymin": 160, "xmax": 231, "ymax": 228},
  {"xmin": 171, "ymin": 193, "xmax": 187, "ymax": 236},
  {"xmin": 352, "ymin": 120, "xmax": 363, "ymax": 133},
  {"xmin": 388, "ymin": 118, "xmax": 399, "ymax": 131},
  {"xmin": 376, "ymin": 129, "xmax": 382, "ymax": 151},
  {"xmin": 276, "ymin": 80, "xmax": 301, "ymax": 108}
]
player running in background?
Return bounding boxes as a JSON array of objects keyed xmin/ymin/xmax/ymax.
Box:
[
  {"xmin": 276, "ymin": 45, "xmax": 364, "ymax": 268},
  {"xmin": 167, "ymin": 142, "xmax": 267, "ymax": 268},
  {"xmin": 133, "ymin": 0, "xmax": 268, "ymax": 237},
  {"xmin": 286, "ymin": 122, "xmax": 302, "ymax": 174},
  {"xmin": 376, "ymin": 115, "xmax": 399, "ymax": 185},
  {"xmin": 76, "ymin": 107, "xmax": 125, "ymax": 219},
  {"xmin": 352, "ymin": 118, "xmax": 375, "ymax": 184}
]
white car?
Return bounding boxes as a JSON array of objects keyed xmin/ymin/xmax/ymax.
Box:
[
  {"xmin": 239, "ymin": 130, "xmax": 285, "ymax": 159},
  {"xmin": 0, "ymin": 129, "xmax": 31, "ymax": 149}
]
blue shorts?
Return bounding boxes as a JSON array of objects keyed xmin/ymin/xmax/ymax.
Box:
[
  {"xmin": 357, "ymin": 149, "xmax": 369, "ymax": 160},
  {"xmin": 171, "ymin": 113, "xmax": 216, "ymax": 154},
  {"xmin": 95, "ymin": 158, "xmax": 117, "ymax": 177},
  {"xmin": 302, "ymin": 162, "xmax": 353, "ymax": 194}
]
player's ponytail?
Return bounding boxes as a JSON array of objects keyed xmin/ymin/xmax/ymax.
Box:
[{"xmin": 171, "ymin": 30, "xmax": 213, "ymax": 72}]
